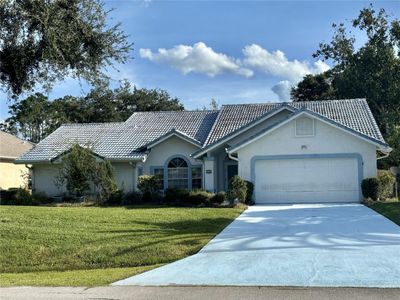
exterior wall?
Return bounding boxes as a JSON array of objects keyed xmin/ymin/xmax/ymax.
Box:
[
  {"xmin": 112, "ymin": 162, "xmax": 136, "ymax": 193},
  {"xmin": 32, "ymin": 164, "xmax": 64, "ymax": 196},
  {"xmin": 0, "ymin": 160, "xmax": 30, "ymax": 189},
  {"xmin": 142, "ymin": 136, "xmax": 203, "ymax": 190},
  {"xmin": 143, "ymin": 136, "xmax": 201, "ymax": 172},
  {"xmin": 32, "ymin": 162, "xmax": 136, "ymax": 197},
  {"xmin": 236, "ymin": 117, "xmax": 377, "ymax": 183}
]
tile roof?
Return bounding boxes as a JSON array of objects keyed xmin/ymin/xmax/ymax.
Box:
[
  {"xmin": 0, "ymin": 131, "xmax": 34, "ymax": 159},
  {"xmin": 204, "ymin": 98, "xmax": 385, "ymax": 146},
  {"xmin": 17, "ymin": 99, "xmax": 386, "ymax": 163},
  {"xmin": 17, "ymin": 111, "xmax": 218, "ymax": 162}
]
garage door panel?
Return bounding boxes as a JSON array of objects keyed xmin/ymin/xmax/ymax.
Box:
[{"xmin": 254, "ymin": 157, "xmax": 359, "ymax": 203}]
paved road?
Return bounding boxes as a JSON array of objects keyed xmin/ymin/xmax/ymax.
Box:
[
  {"xmin": 114, "ymin": 204, "xmax": 400, "ymax": 287},
  {"xmin": 1, "ymin": 286, "xmax": 400, "ymax": 300}
]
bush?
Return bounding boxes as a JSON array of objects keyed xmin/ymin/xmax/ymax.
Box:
[
  {"xmin": 32, "ymin": 191, "xmax": 51, "ymax": 205},
  {"xmin": 165, "ymin": 188, "xmax": 189, "ymax": 205},
  {"xmin": 210, "ymin": 192, "xmax": 226, "ymax": 205},
  {"xmin": 227, "ymin": 175, "xmax": 247, "ymax": 203},
  {"xmin": 362, "ymin": 178, "xmax": 379, "ymax": 201},
  {"xmin": 105, "ymin": 189, "xmax": 124, "ymax": 205},
  {"xmin": 0, "ymin": 188, "xmax": 34, "ymax": 205},
  {"xmin": 122, "ymin": 191, "xmax": 143, "ymax": 205},
  {"xmin": 138, "ymin": 175, "xmax": 161, "ymax": 201},
  {"xmin": 245, "ymin": 180, "xmax": 254, "ymax": 204},
  {"xmin": 188, "ymin": 190, "xmax": 214, "ymax": 206},
  {"xmin": 378, "ymin": 170, "xmax": 395, "ymax": 200}
]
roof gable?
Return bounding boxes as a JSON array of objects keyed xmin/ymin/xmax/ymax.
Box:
[{"xmin": 227, "ymin": 109, "xmax": 391, "ymax": 153}]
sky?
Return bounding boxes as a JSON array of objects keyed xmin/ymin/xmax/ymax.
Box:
[{"xmin": 1, "ymin": 0, "xmax": 399, "ymax": 120}]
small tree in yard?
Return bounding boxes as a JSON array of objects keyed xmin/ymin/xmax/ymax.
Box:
[
  {"xmin": 137, "ymin": 175, "xmax": 161, "ymax": 201},
  {"xmin": 227, "ymin": 175, "xmax": 247, "ymax": 203},
  {"xmin": 93, "ymin": 161, "xmax": 118, "ymax": 202},
  {"xmin": 55, "ymin": 144, "xmax": 117, "ymax": 202}
]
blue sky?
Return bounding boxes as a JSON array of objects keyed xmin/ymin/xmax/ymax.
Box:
[{"xmin": 1, "ymin": 0, "xmax": 399, "ymax": 120}]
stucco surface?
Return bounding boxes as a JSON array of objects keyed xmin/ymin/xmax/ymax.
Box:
[
  {"xmin": 0, "ymin": 162, "xmax": 29, "ymax": 189},
  {"xmin": 113, "ymin": 204, "xmax": 400, "ymax": 287},
  {"xmin": 237, "ymin": 118, "xmax": 377, "ymax": 182}
]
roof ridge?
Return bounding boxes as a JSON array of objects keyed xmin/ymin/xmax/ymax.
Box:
[
  {"xmin": 221, "ymin": 98, "xmax": 366, "ymax": 107},
  {"xmin": 203, "ymin": 107, "xmax": 225, "ymax": 146}
]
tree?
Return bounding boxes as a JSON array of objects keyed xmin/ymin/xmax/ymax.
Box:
[
  {"xmin": 55, "ymin": 143, "xmax": 117, "ymax": 202},
  {"xmin": 3, "ymin": 93, "xmax": 52, "ymax": 143},
  {"xmin": 0, "ymin": 0, "xmax": 132, "ymax": 95},
  {"xmin": 291, "ymin": 73, "xmax": 336, "ymax": 102},
  {"xmin": 1, "ymin": 83, "xmax": 184, "ymax": 142},
  {"xmin": 292, "ymin": 6, "xmax": 400, "ymax": 136},
  {"xmin": 55, "ymin": 144, "xmax": 98, "ymax": 197}
]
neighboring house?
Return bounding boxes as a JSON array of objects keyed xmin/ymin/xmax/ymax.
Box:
[
  {"xmin": 17, "ymin": 99, "xmax": 391, "ymax": 204},
  {"xmin": 0, "ymin": 131, "xmax": 34, "ymax": 189}
]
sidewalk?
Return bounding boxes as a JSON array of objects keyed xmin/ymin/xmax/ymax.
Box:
[{"xmin": 1, "ymin": 286, "xmax": 400, "ymax": 300}]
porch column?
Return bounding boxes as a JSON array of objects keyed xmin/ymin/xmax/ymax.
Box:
[{"xmin": 204, "ymin": 157, "xmax": 216, "ymax": 192}]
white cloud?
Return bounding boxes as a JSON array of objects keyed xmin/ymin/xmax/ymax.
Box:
[
  {"xmin": 242, "ymin": 44, "xmax": 329, "ymax": 82},
  {"xmin": 271, "ymin": 80, "xmax": 292, "ymax": 102},
  {"xmin": 242, "ymin": 44, "xmax": 329, "ymax": 101},
  {"xmin": 140, "ymin": 42, "xmax": 330, "ymax": 101},
  {"xmin": 139, "ymin": 42, "xmax": 253, "ymax": 77}
]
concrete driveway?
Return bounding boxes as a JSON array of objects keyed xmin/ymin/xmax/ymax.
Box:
[{"xmin": 113, "ymin": 204, "xmax": 400, "ymax": 287}]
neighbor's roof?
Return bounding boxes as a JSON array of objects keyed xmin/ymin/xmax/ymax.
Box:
[
  {"xmin": 204, "ymin": 98, "xmax": 385, "ymax": 146},
  {"xmin": 17, "ymin": 111, "xmax": 218, "ymax": 163},
  {"xmin": 0, "ymin": 131, "xmax": 33, "ymax": 159},
  {"xmin": 17, "ymin": 99, "xmax": 387, "ymax": 163}
]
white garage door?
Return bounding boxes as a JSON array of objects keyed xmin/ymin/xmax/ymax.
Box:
[{"xmin": 254, "ymin": 157, "xmax": 360, "ymax": 203}]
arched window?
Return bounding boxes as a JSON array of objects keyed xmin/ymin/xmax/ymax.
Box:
[{"xmin": 168, "ymin": 157, "xmax": 189, "ymax": 189}]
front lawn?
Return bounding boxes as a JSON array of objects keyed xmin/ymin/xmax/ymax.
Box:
[
  {"xmin": 0, "ymin": 205, "xmax": 243, "ymax": 286},
  {"xmin": 367, "ymin": 199, "xmax": 400, "ymax": 226}
]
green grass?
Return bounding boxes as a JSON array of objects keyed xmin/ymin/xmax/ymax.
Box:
[
  {"xmin": 0, "ymin": 205, "xmax": 243, "ymax": 286},
  {"xmin": 367, "ymin": 198, "xmax": 400, "ymax": 226},
  {"xmin": 0, "ymin": 265, "xmax": 162, "ymax": 287}
]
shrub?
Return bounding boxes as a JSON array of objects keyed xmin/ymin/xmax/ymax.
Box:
[
  {"xmin": 138, "ymin": 175, "xmax": 161, "ymax": 201},
  {"xmin": 361, "ymin": 178, "xmax": 379, "ymax": 201},
  {"xmin": 0, "ymin": 188, "xmax": 35, "ymax": 205},
  {"xmin": 210, "ymin": 192, "xmax": 226, "ymax": 205},
  {"xmin": 94, "ymin": 161, "xmax": 118, "ymax": 203},
  {"xmin": 244, "ymin": 180, "xmax": 254, "ymax": 204},
  {"xmin": 378, "ymin": 170, "xmax": 395, "ymax": 200},
  {"xmin": 188, "ymin": 190, "xmax": 214, "ymax": 206},
  {"xmin": 227, "ymin": 175, "xmax": 247, "ymax": 203},
  {"xmin": 165, "ymin": 188, "xmax": 189, "ymax": 205},
  {"xmin": 122, "ymin": 191, "xmax": 143, "ymax": 205},
  {"xmin": 106, "ymin": 189, "xmax": 124, "ymax": 205},
  {"xmin": 0, "ymin": 188, "xmax": 18, "ymax": 205},
  {"xmin": 32, "ymin": 191, "xmax": 51, "ymax": 205}
]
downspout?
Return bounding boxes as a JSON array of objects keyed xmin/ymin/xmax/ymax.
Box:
[
  {"xmin": 226, "ymin": 148, "xmax": 239, "ymax": 162},
  {"xmin": 377, "ymin": 148, "xmax": 392, "ymax": 160}
]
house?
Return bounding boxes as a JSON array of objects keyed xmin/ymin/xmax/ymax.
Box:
[
  {"xmin": 16, "ymin": 99, "xmax": 391, "ymax": 203},
  {"xmin": 0, "ymin": 131, "xmax": 34, "ymax": 189}
]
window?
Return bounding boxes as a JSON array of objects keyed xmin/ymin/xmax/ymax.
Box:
[
  {"xmin": 168, "ymin": 158, "xmax": 189, "ymax": 189},
  {"xmin": 295, "ymin": 116, "xmax": 314, "ymax": 136},
  {"xmin": 153, "ymin": 168, "xmax": 164, "ymax": 190},
  {"xmin": 192, "ymin": 167, "xmax": 202, "ymax": 189},
  {"xmin": 137, "ymin": 166, "xmax": 143, "ymax": 177}
]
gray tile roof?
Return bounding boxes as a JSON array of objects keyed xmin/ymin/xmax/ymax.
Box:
[
  {"xmin": 204, "ymin": 98, "xmax": 385, "ymax": 146},
  {"xmin": 17, "ymin": 111, "xmax": 218, "ymax": 162},
  {"xmin": 17, "ymin": 99, "xmax": 386, "ymax": 163}
]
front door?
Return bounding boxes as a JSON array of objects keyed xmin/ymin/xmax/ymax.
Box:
[{"xmin": 225, "ymin": 163, "xmax": 238, "ymax": 190}]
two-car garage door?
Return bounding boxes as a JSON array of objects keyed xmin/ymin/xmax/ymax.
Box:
[{"xmin": 254, "ymin": 157, "xmax": 360, "ymax": 204}]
